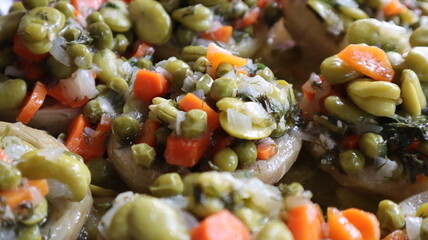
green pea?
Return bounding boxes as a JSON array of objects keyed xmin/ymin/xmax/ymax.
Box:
[
  {"xmin": 100, "ymin": 0, "xmax": 131, "ymax": 32},
  {"xmin": 216, "ymin": 62, "xmax": 234, "ymax": 77},
  {"xmin": 0, "ymin": 161, "xmax": 21, "ymax": 191},
  {"xmin": 346, "ymin": 18, "xmax": 410, "ymax": 54},
  {"xmin": 128, "ymin": 195, "xmax": 190, "ymax": 240},
  {"xmin": 86, "ymin": 11, "xmax": 104, "ymax": 25},
  {"xmin": 405, "ymin": 47, "xmax": 428, "ymax": 82},
  {"xmin": 86, "ymin": 158, "xmax": 117, "ymax": 187},
  {"xmin": 0, "ymin": 10, "xmax": 26, "ymax": 42},
  {"xmin": 18, "ymin": 7, "xmax": 65, "ymax": 54},
  {"xmin": 180, "ymin": 109, "xmax": 208, "ymax": 138},
  {"xmin": 210, "ymin": 77, "xmax": 237, "ymax": 101},
  {"xmin": 421, "ymin": 218, "xmax": 428, "ymax": 240},
  {"xmin": 54, "ymin": 1, "xmax": 76, "ymax": 19},
  {"xmin": 172, "ymin": 4, "xmax": 213, "ymax": 31},
  {"xmin": 150, "ymin": 173, "xmax": 184, "ymax": 197},
  {"xmin": 112, "ymin": 115, "xmax": 141, "ymax": 140},
  {"xmin": 20, "ymin": 198, "xmax": 47, "ymax": 225},
  {"xmin": 175, "ymin": 25, "xmax": 196, "ymax": 46},
  {"xmin": 181, "ymin": 46, "xmax": 208, "ymax": 62},
  {"xmin": 256, "ymin": 220, "xmax": 294, "ymax": 240},
  {"xmin": 114, "ymin": 34, "xmax": 130, "ymax": 54},
  {"xmin": 256, "ymin": 66, "xmax": 275, "ymax": 81},
  {"xmin": 324, "ymin": 95, "xmax": 372, "ymax": 123},
  {"xmin": 22, "ymin": 0, "xmax": 49, "ymax": 10},
  {"xmin": 163, "ymin": 59, "xmax": 191, "ymax": 88},
  {"xmin": 320, "ymin": 55, "xmax": 363, "ymax": 84},
  {"xmin": 48, "ymin": 56, "xmax": 74, "ymax": 78},
  {"xmin": 62, "ymin": 28, "xmax": 82, "ymax": 42},
  {"xmin": 108, "ymin": 76, "xmax": 129, "ymax": 94},
  {"xmin": 359, "ymin": 132, "xmax": 386, "ymax": 159},
  {"xmin": 129, "ymin": 0, "xmax": 172, "ymax": 44},
  {"xmin": 17, "ymin": 224, "xmax": 41, "ymax": 240},
  {"xmin": 416, "ymin": 203, "xmax": 428, "ymax": 217},
  {"xmin": 158, "ymin": 0, "xmax": 180, "ymax": 12},
  {"xmin": 84, "ymin": 98, "xmax": 110, "ymax": 123},
  {"xmin": 190, "ymin": 197, "xmax": 224, "ymax": 218},
  {"xmin": 67, "ymin": 44, "xmax": 92, "ymax": 69},
  {"xmin": 9, "ymin": 2, "xmax": 25, "ymax": 12},
  {"xmin": 410, "ymin": 25, "xmax": 428, "ymax": 47},
  {"xmin": 234, "ymin": 207, "xmax": 264, "ymax": 232},
  {"xmin": 193, "ymin": 57, "xmax": 209, "ymax": 73},
  {"xmin": 89, "ymin": 22, "xmax": 114, "ymax": 50},
  {"xmin": 132, "ymin": 143, "xmax": 156, "ymax": 167},
  {"xmin": 377, "ymin": 200, "xmax": 405, "ymax": 235},
  {"xmin": 195, "ymin": 74, "xmax": 213, "ymax": 94},
  {"xmin": 231, "ymin": 1, "xmax": 249, "ymax": 19},
  {"xmin": 136, "ymin": 57, "xmax": 153, "ymax": 69},
  {"xmin": 17, "ymin": 150, "xmax": 91, "ymax": 202},
  {"xmin": 213, "ymin": 148, "xmax": 238, "ymax": 172},
  {"xmin": 339, "ymin": 149, "xmax": 365, "ymax": 174},
  {"xmin": 150, "ymin": 98, "xmax": 179, "ymax": 124},
  {"xmin": 0, "ymin": 79, "xmax": 27, "ymax": 111},
  {"xmin": 233, "ymin": 140, "xmax": 257, "ymax": 166},
  {"xmin": 244, "ymin": 0, "xmax": 256, "ymax": 7},
  {"xmin": 279, "ymin": 182, "xmax": 305, "ymax": 197}
]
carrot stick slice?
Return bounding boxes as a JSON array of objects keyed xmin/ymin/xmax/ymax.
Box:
[
  {"xmin": 16, "ymin": 81, "xmax": 48, "ymax": 124},
  {"xmin": 342, "ymin": 208, "xmax": 380, "ymax": 240},
  {"xmin": 327, "ymin": 207, "xmax": 363, "ymax": 240}
]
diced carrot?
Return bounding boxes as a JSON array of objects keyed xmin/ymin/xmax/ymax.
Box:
[
  {"xmin": 341, "ymin": 135, "xmax": 361, "ymax": 149},
  {"xmin": 200, "ymin": 25, "xmax": 233, "ymax": 43},
  {"xmin": 65, "ymin": 114, "xmax": 91, "ymax": 157},
  {"xmin": 234, "ymin": 7, "xmax": 260, "ymax": 29},
  {"xmin": 178, "ymin": 93, "xmax": 220, "ymax": 131},
  {"xmin": 327, "ymin": 207, "xmax": 363, "ymax": 240},
  {"xmin": 16, "ymin": 81, "xmax": 48, "ymax": 124},
  {"xmin": 0, "ymin": 179, "xmax": 49, "ymax": 210},
  {"xmin": 48, "ymin": 84, "xmax": 90, "ymax": 108},
  {"xmin": 303, "ymin": 90, "xmax": 315, "ymax": 101},
  {"xmin": 342, "ymin": 208, "xmax": 380, "ymax": 240},
  {"xmin": 206, "ymin": 43, "xmax": 248, "ymax": 78},
  {"xmin": 256, "ymin": 143, "xmax": 277, "ymax": 160},
  {"xmin": 133, "ymin": 69, "xmax": 170, "ymax": 103},
  {"xmin": 132, "ymin": 42, "xmax": 154, "ymax": 58},
  {"xmin": 337, "ymin": 44, "xmax": 394, "ymax": 82},
  {"xmin": 415, "ymin": 174, "xmax": 428, "ymax": 184},
  {"xmin": 135, "ymin": 119, "xmax": 160, "ymax": 147},
  {"xmin": 0, "ymin": 148, "xmax": 11, "ymax": 164},
  {"xmin": 406, "ymin": 141, "xmax": 420, "ymax": 151},
  {"xmin": 191, "ymin": 210, "xmax": 250, "ymax": 240},
  {"xmin": 383, "ymin": 0, "xmax": 405, "ymax": 16},
  {"xmin": 382, "ymin": 230, "xmax": 408, "ymax": 240},
  {"xmin": 164, "ymin": 132, "xmax": 211, "ymax": 167},
  {"xmin": 81, "ymin": 115, "xmax": 112, "ymax": 162},
  {"xmin": 18, "ymin": 58, "xmax": 44, "ymax": 81},
  {"xmin": 287, "ymin": 203, "xmax": 323, "ymax": 240},
  {"xmin": 212, "ymin": 135, "xmax": 233, "ymax": 154},
  {"xmin": 13, "ymin": 36, "xmax": 49, "ymax": 62}
]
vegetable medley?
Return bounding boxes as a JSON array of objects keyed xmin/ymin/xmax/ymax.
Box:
[{"xmin": 0, "ymin": 0, "xmax": 428, "ymax": 240}]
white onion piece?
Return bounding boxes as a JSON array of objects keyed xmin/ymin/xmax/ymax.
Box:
[
  {"xmin": 46, "ymin": 179, "xmax": 73, "ymax": 199},
  {"xmin": 191, "ymin": 89, "xmax": 206, "ymax": 100},
  {"xmin": 58, "ymin": 69, "xmax": 98, "ymax": 102},
  {"xmin": 155, "ymin": 66, "xmax": 172, "ymax": 80},
  {"xmin": 1, "ymin": 136, "xmax": 35, "ymax": 161},
  {"xmin": 406, "ymin": 217, "xmax": 423, "ymax": 240},
  {"xmin": 50, "ymin": 37, "xmax": 71, "ymax": 66},
  {"xmin": 173, "ymin": 111, "xmax": 187, "ymax": 135},
  {"xmin": 399, "ymin": 192, "xmax": 428, "ymax": 217},
  {"xmin": 37, "ymin": 148, "xmax": 64, "ymax": 162},
  {"xmin": 4, "ymin": 65, "xmax": 25, "ymax": 78},
  {"xmin": 227, "ymin": 108, "xmax": 252, "ymax": 131},
  {"xmin": 285, "ymin": 195, "xmax": 312, "ymax": 210}
]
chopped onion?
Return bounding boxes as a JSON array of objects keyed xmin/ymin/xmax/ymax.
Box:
[
  {"xmin": 47, "ymin": 179, "xmax": 73, "ymax": 199},
  {"xmin": 243, "ymin": 102, "xmax": 270, "ymax": 120},
  {"xmin": 238, "ymin": 75, "xmax": 273, "ymax": 98},
  {"xmin": 173, "ymin": 111, "xmax": 186, "ymax": 135},
  {"xmin": 182, "ymin": 71, "xmax": 203, "ymax": 92},
  {"xmin": 406, "ymin": 216, "xmax": 423, "ymax": 240},
  {"xmin": 227, "ymin": 108, "xmax": 252, "ymax": 131},
  {"xmin": 191, "ymin": 89, "xmax": 205, "ymax": 100},
  {"xmin": 50, "ymin": 37, "xmax": 71, "ymax": 66},
  {"xmin": 155, "ymin": 66, "xmax": 172, "ymax": 80},
  {"xmin": 284, "ymin": 195, "xmax": 312, "ymax": 210},
  {"xmin": 4, "ymin": 65, "xmax": 25, "ymax": 78},
  {"xmin": 37, "ymin": 148, "xmax": 64, "ymax": 162},
  {"xmin": 58, "ymin": 69, "xmax": 99, "ymax": 102}
]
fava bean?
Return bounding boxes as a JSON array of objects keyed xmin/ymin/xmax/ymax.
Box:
[
  {"xmin": 100, "ymin": 0, "xmax": 131, "ymax": 32},
  {"xmin": 22, "ymin": 0, "xmax": 49, "ymax": 10},
  {"xmin": 404, "ymin": 47, "xmax": 428, "ymax": 82},
  {"xmin": 17, "ymin": 224, "xmax": 41, "ymax": 240},
  {"xmin": 54, "ymin": 1, "xmax": 75, "ymax": 19},
  {"xmin": 172, "ymin": 4, "xmax": 213, "ymax": 31},
  {"xmin": 359, "ymin": 133, "xmax": 387, "ymax": 159},
  {"xmin": 0, "ymin": 79, "xmax": 27, "ymax": 111},
  {"xmin": 129, "ymin": 0, "xmax": 172, "ymax": 44},
  {"xmin": 410, "ymin": 25, "xmax": 428, "ymax": 47},
  {"xmin": 377, "ymin": 200, "xmax": 405, "ymax": 235},
  {"xmin": 256, "ymin": 220, "xmax": 294, "ymax": 240},
  {"xmin": 150, "ymin": 98, "xmax": 179, "ymax": 124},
  {"xmin": 175, "ymin": 25, "xmax": 196, "ymax": 46},
  {"xmin": 401, "ymin": 69, "xmax": 426, "ymax": 116},
  {"xmin": 324, "ymin": 95, "xmax": 371, "ymax": 123},
  {"xmin": 416, "ymin": 203, "xmax": 428, "ymax": 218},
  {"xmin": 320, "ymin": 55, "xmax": 363, "ymax": 84},
  {"xmin": 195, "ymin": 74, "xmax": 213, "ymax": 94},
  {"xmin": 181, "ymin": 46, "xmax": 208, "ymax": 62},
  {"xmin": 181, "ymin": 109, "xmax": 208, "ymax": 138},
  {"xmin": 339, "ymin": 149, "xmax": 365, "ymax": 174},
  {"xmin": 86, "ymin": 11, "xmax": 104, "ymax": 25},
  {"xmin": 216, "ymin": 62, "xmax": 234, "ymax": 77},
  {"xmin": 88, "ymin": 22, "xmax": 114, "ymax": 50},
  {"xmin": 132, "ymin": 143, "xmax": 156, "ymax": 167},
  {"xmin": 17, "ymin": 150, "xmax": 91, "ymax": 201},
  {"xmin": 0, "ymin": 161, "xmax": 21, "ymax": 190},
  {"xmin": 67, "ymin": 44, "xmax": 92, "ymax": 69}
]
